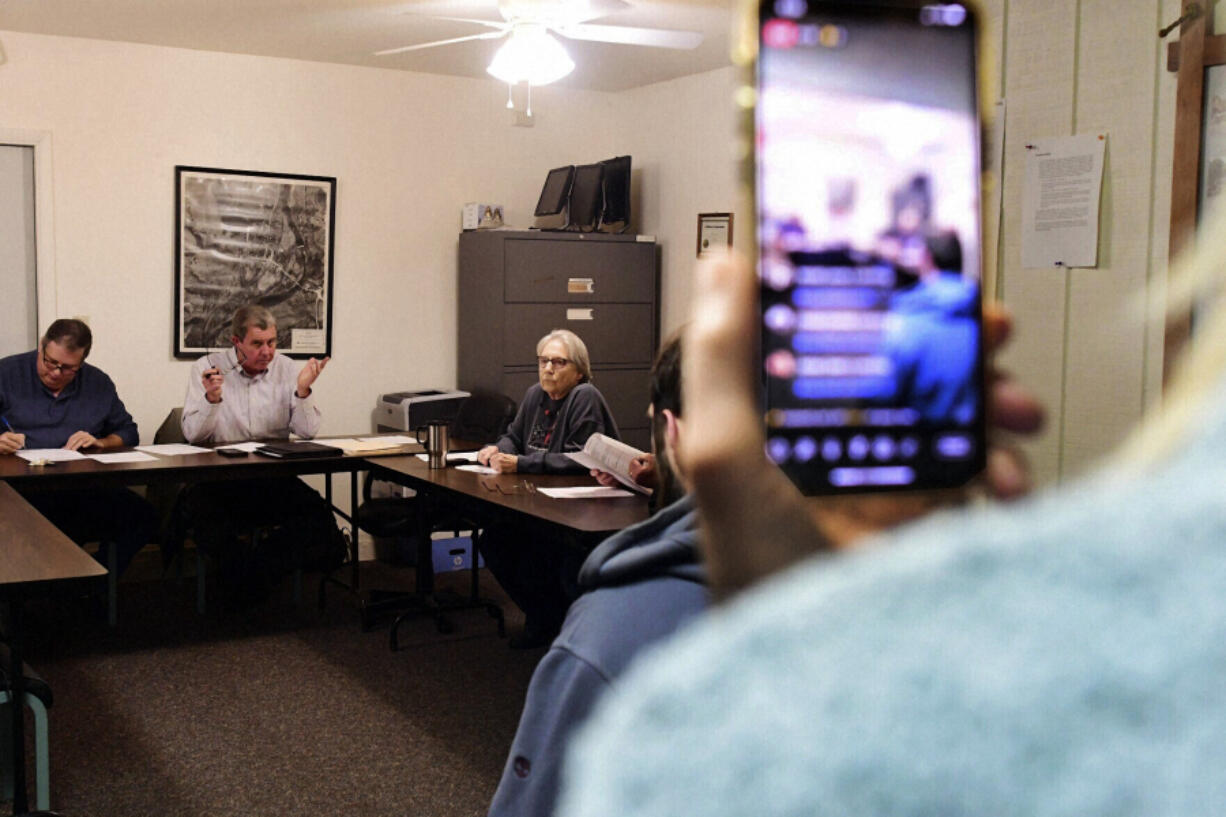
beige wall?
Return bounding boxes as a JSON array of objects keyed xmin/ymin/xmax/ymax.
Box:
[
  {"xmin": 614, "ymin": 65, "xmax": 746, "ymax": 337},
  {"xmin": 0, "ymin": 0, "xmax": 1185, "ymax": 488},
  {"xmin": 0, "ymin": 30, "xmax": 618, "ymax": 443},
  {"xmin": 990, "ymin": 0, "xmax": 1178, "ymax": 484}
]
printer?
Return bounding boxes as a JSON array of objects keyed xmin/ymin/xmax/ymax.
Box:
[{"xmin": 374, "ymin": 389, "xmax": 470, "ymax": 433}]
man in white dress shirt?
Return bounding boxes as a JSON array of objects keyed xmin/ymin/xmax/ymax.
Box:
[
  {"xmin": 179, "ymin": 305, "xmax": 340, "ymax": 602},
  {"xmin": 182, "ymin": 305, "xmax": 327, "ymax": 443}
]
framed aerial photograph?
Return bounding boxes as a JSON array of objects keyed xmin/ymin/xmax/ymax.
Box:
[
  {"xmin": 697, "ymin": 212, "xmax": 733, "ymax": 257},
  {"xmin": 174, "ymin": 165, "xmax": 336, "ymax": 359}
]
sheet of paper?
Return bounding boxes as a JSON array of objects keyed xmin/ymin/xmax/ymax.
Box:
[
  {"xmin": 321, "ymin": 438, "xmax": 409, "ymax": 453},
  {"xmin": 456, "ymin": 463, "xmax": 498, "ymax": 474},
  {"xmin": 416, "ymin": 451, "xmax": 482, "ymax": 464},
  {"xmin": 1021, "ymin": 132, "xmax": 1106, "ymax": 268},
  {"xmin": 361, "ymin": 435, "xmax": 416, "ymax": 446},
  {"xmin": 135, "ymin": 443, "xmax": 211, "ymax": 456},
  {"xmin": 87, "ymin": 451, "xmax": 159, "ymax": 464},
  {"xmin": 537, "ymin": 486, "xmax": 633, "ymax": 499},
  {"xmin": 16, "ymin": 448, "xmax": 87, "ymax": 462},
  {"xmin": 221, "ymin": 441, "xmax": 266, "ymax": 453}
]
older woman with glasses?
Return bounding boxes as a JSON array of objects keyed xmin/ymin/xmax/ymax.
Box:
[
  {"xmin": 477, "ymin": 328, "xmax": 622, "ymax": 648},
  {"xmin": 477, "ymin": 328, "xmax": 620, "ymax": 474}
]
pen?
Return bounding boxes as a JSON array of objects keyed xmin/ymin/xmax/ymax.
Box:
[{"xmin": 1, "ymin": 415, "xmax": 22, "ymax": 451}]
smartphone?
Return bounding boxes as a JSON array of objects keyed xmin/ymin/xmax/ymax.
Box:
[{"xmin": 755, "ymin": 0, "xmax": 986, "ymax": 494}]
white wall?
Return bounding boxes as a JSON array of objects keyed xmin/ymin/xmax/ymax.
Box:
[
  {"xmin": 992, "ymin": 0, "xmax": 1178, "ymax": 484},
  {"xmin": 0, "ymin": 30, "xmax": 617, "ymax": 443},
  {"xmin": 615, "ymin": 65, "xmax": 746, "ymax": 337}
]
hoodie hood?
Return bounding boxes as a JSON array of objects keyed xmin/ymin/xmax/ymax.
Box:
[{"xmin": 577, "ymin": 494, "xmax": 703, "ymax": 590}]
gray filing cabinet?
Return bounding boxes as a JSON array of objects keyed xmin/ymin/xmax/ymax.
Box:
[{"xmin": 458, "ymin": 230, "xmax": 660, "ymax": 450}]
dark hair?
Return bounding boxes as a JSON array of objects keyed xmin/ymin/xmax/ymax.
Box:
[
  {"xmin": 230, "ymin": 305, "xmax": 276, "ymax": 340},
  {"xmin": 649, "ymin": 333, "xmax": 684, "ymax": 507},
  {"xmin": 41, "ymin": 318, "xmax": 93, "ymax": 359},
  {"xmin": 925, "ymin": 229, "xmax": 964, "ymax": 274}
]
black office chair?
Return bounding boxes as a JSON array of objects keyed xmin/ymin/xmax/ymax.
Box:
[
  {"xmin": 151, "ymin": 408, "xmax": 316, "ymax": 616},
  {"xmin": 356, "ymin": 389, "xmax": 516, "ymax": 648}
]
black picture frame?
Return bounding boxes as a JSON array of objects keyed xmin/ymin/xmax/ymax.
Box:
[{"xmin": 174, "ymin": 165, "xmax": 337, "ymax": 359}]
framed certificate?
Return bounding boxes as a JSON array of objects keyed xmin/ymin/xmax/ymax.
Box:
[{"xmin": 697, "ymin": 212, "xmax": 733, "ymax": 257}]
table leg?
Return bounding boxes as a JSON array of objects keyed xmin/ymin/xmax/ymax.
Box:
[{"xmin": 6, "ymin": 595, "xmax": 28, "ymax": 815}]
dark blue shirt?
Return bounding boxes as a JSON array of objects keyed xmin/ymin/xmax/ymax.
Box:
[{"xmin": 0, "ymin": 350, "xmax": 139, "ymax": 449}]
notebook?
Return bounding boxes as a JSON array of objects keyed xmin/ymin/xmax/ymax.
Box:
[{"xmin": 255, "ymin": 441, "xmax": 344, "ymax": 459}]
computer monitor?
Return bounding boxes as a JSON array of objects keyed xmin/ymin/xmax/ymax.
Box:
[
  {"xmin": 534, "ymin": 166, "xmax": 575, "ymax": 217},
  {"xmin": 568, "ymin": 163, "xmax": 604, "ymax": 232},
  {"xmin": 598, "ymin": 155, "xmax": 631, "ymax": 233}
]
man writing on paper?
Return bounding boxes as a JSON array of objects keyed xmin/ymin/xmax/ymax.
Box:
[
  {"xmin": 0, "ymin": 319, "xmax": 156, "ymax": 580},
  {"xmin": 179, "ymin": 305, "xmax": 342, "ymax": 601}
]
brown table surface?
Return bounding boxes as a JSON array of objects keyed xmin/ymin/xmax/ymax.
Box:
[
  {"xmin": 0, "ymin": 481, "xmax": 106, "ymax": 815},
  {"xmin": 0, "ymin": 481, "xmax": 106, "ymax": 589},
  {"xmin": 0, "ymin": 437, "xmax": 424, "ymax": 489},
  {"xmin": 367, "ymin": 451, "xmax": 650, "ymax": 538}
]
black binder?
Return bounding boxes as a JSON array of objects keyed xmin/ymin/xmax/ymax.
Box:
[{"xmin": 255, "ymin": 441, "xmax": 344, "ymax": 459}]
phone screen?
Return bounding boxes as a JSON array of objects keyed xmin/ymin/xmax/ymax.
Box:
[{"xmin": 756, "ymin": 0, "xmax": 985, "ymax": 494}]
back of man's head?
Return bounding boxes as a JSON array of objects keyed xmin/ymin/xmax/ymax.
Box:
[{"xmin": 650, "ymin": 333, "xmax": 684, "ymax": 505}]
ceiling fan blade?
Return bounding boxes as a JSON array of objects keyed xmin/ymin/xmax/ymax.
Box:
[
  {"xmin": 374, "ymin": 30, "xmax": 506, "ymax": 56},
  {"xmin": 554, "ymin": 23, "xmax": 703, "ymax": 49},
  {"xmin": 498, "ymin": 0, "xmax": 631, "ymax": 26},
  {"xmin": 418, "ymin": 15, "xmax": 511, "ymax": 29}
]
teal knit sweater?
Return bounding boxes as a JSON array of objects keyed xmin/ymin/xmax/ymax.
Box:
[{"xmin": 558, "ymin": 401, "xmax": 1226, "ymax": 816}]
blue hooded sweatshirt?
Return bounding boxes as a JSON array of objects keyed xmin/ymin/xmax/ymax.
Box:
[{"xmin": 487, "ymin": 494, "xmax": 706, "ymax": 817}]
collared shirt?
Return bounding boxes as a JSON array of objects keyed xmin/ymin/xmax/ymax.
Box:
[
  {"xmin": 181, "ymin": 348, "xmax": 320, "ymax": 444},
  {"xmin": 0, "ymin": 349, "xmax": 139, "ymax": 449}
]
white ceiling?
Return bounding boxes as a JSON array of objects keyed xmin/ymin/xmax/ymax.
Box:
[{"xmin": 0, "ymin": 0, "xmax": 734, "ymax": 92}]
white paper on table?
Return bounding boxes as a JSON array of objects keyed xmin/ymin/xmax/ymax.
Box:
[
  {"xmin": 319, "ymin": 438, "xmax": 409, "ymax": 454},
  {"xmin": 87, "ymin": 451, "xmax": 158, "ymax": 464},
  {"xmin": 456, "ymin": 463, "xmax": 498, "ymax": 474},
  {"xmin": 135, "ymin": 443, "xmax": 211, "ymax": 456},
  {"xmin": 1021, "ymin": 132, "xmax": 1106, "ymax": 268},
  {"xmin": 537, "ymin": 486, "xmax": 633, "ymax": 499},
  {"xmin": 361, "ymin": 435, "xmax": 416, "ymax": 446},
  {"xmin": 16, "ymin": 448, "xmax": 87, "ymax": 463},
  {"xmin": 221, "ymin": 441, "xmax": 266, "ymax": 453}
]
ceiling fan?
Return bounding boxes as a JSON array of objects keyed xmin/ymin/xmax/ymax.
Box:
[{"xmin": 375, "ymin": 0, "xmax": 703, "ymax": 89}]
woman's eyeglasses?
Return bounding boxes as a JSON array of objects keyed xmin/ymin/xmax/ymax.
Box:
[{"xmin": 537, "ymin": 357, "xmax": 571, "ymax": 369}]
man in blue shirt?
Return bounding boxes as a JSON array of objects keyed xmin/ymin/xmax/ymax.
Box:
[{"xmin": 0, "ymin": 319, "xmax": 156, "ymax": 581}]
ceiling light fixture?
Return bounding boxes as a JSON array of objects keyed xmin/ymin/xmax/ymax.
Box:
[{"xmin": 486, "ymin": 23, "xmax": 575, "ymax": 86}]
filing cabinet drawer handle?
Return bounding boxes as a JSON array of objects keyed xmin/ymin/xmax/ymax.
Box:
[
  {"xmin": 568, "ymin": 277, "xmax": 595, "ymax": 294},
  {"xmin": 567, "ymin": 308, "xmax": 594, "ymax": 321}
]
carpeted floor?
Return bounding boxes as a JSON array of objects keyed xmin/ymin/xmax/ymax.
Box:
[{"xmin": 8, "ymin": 560, "xmax": 542, "ymax": 817}]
